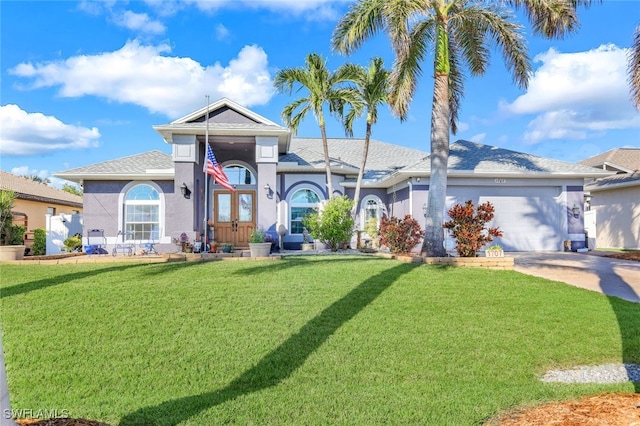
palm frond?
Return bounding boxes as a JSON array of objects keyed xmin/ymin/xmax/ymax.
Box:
[
  {"xmin": 332, "ymin": 0, "xmax": 386, "ymax": 55},
  {"xmin": 389, "ymin": 18, "xmax": 433, "ymax": 120},
  {"xmin": 447, "ymin": 37, "xmax": 464, "ymax": 135},
  {"xmin": 508, "ymin": 0, "xmax": 579, "ymax": 39},
  {"xmin": 462, "ymin": 4, "xmax": 531, "ymax": 89},
  {"xmin": 630, "ymin": 25, "xmax": 640, "ymax": 110}
]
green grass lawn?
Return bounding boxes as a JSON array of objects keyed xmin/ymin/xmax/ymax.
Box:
[{"xmin": 1, "ymin": 256, "xmax": 638, "ymax": 425}]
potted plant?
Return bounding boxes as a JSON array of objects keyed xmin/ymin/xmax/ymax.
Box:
[
  {"xmin": 485, "ymin": 244, "xmax": 504, "ymax": 258},
  {"xmin": 220, "ymin": 243, "xmax": 234, "ymax": 253},
  {"xmin": 0, "ymin": 190, "xmax": 26, "ymax": 261},
  {"xmin": 301, "ymin": 227, "xmax": 314, "ymax": 251},
  {"xmin": 249, "ymin": 228, "xmax": 271, "ymax": 257},
  {"xmin": 364, "ymin": 217, "xmax": 380, "ymax": 248}
]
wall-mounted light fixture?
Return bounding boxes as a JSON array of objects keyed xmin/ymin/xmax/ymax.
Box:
[
  {"xmin": 416, "ymin": 177, "xmax": 421, "ymax": 182},
  {"xmin": 422, "ymin": 203, "xmax": 428, "ymax": 218},
  {"xmin": 264, "ymin": 183, "xmax": 272, "ymax": 198},
  {"xmin": 571, "ymin": 204, "xmax": 580, "ymax": 218},
  {"xmin": 180, "ymin": 183, "xmax": 191, "ymax": 199}
]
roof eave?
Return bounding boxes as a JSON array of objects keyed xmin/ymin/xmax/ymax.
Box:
[{"xmin": 587, "ymin": 179, "xmax": 640, "ymax": 192}]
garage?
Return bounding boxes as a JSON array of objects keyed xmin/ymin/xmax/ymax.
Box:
[{"xmin": 446, "ymin": 185, "xmax": 564, "ymax": 251}]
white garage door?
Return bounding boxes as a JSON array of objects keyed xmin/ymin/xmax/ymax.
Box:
[{"xmin": 447, "ymin": 186, "xmax": 563, "ymax": 251}]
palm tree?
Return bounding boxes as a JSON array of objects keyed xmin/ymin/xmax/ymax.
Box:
[
  {"xmin": 24, "ymin": 174, "xmax": 51, "ymax": 185},
  {"xmin": 340, "ymin": 57, "xmax": 391, "ymax": 220},
  {"xmin": 630, "ymin": 24, "xmax": 640, "ymax": 110},
  {"xmin": 274, "ymin": 53, "xmax": 360, "ymax": 198},
  {"xmin": 333, "ymin": 0, "xmax": 583, "ymax": 256}
]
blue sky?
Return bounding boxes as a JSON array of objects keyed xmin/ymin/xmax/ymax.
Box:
[{"xmin": 1, "ymin": 0, "xmax": 639, "ymax": 188}]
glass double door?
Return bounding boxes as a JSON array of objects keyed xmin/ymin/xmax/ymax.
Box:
[{"xmin": 214, "ymin": 190, "xmax": 255, "ymax": 247}]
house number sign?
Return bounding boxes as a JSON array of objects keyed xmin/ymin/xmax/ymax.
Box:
[{"xmin": 494, "ymin": 178, "xmax": 507, "ymax": 183}]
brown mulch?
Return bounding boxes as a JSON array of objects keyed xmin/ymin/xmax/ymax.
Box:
[
  {"xmin": 486, "ymin": 393, "xmax": 640, "ymax": 425},
  {"xmin": 14, "ymin": 394, "xmax": 640, "ymax": 425},
  {"xmin": 603, "ymin": 251, "xmax": 640, "ymax": 262}
]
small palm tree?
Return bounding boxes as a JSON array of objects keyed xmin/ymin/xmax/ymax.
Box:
[
  {"xmin": 333, "ymin": 0, "xmax": 584, "ymax": 256},
  {"xmin": 340, "ymin": 57, "xmax": 391, "ymax": 219},
  {"xmin": 274, "ymin": 53, "xmax": 360, "ymax": 198},
  {"xmin": 24, "ymin": 174, "xmax": 51, "ymax": 185}
]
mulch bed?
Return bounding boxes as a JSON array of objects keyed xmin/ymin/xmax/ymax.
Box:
[
  {"xmin": 604, "ymin": 251, "xmax": 640, "ymax": 262},
  {"xmin": 486, "ymin": 393, "xmax": 640, "ymax": 425},
  {"xmin": 14, "ymin": 393, "xmax": 639, "ymax": 425}
]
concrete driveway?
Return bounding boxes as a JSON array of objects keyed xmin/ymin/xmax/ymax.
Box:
[{"xmin": 512, "ymin": 251, "xmax": 640, "ymax": 303}]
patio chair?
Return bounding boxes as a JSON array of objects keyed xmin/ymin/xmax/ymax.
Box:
[
  {"xmin": 140, "ymin": 227, "xmax": 159, "ymax": 255},
  {"xmin": 113, "ymin": 230, "xmax": 135, "ymax": 256},
  {"xmin": 85, "ymin": 229, "xmax": 106, "ymax": 255}
]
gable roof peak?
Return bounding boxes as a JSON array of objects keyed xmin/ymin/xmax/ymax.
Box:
[{"xmin": 171, "ymin": 97, "xmax": 280, "ymax": 126}]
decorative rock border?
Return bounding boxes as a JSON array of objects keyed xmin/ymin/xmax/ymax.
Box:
[{"xmin": 375, "ymin": 253, "xmax": 514, "ymax": 270}]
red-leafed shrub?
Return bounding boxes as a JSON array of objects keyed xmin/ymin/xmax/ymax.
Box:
[
  {"xmin": 443, "ymin": 200, "xmax": 503, "ymax": 257},
  {"xmin": 379, "ymin": 215, "xmax": 424, "ymax": 254}
]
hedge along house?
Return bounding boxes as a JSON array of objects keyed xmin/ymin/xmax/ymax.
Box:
[{"xmin": 55, "ymin": 98, "xmax": 613, "ymax": 253}]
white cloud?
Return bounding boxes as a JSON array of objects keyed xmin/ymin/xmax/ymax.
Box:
[
  {"xmin": 216, "ymin": 23, "xmax": 230, "ymax": 41},
  {"xmin": 502, "ymin": 44, "xmax": 640, "ymax": 143},
  {"xmin": 469, "ymin": 133, "xmax": 486, "ymax": 143},
  {"xmin": 9, "ymin": 40, "xmax": 274, "ymax": 118},
  {"xmin": 180, "ymin": 0, "xmax": 345, "ymax": 20},
  {"xmin": 0, "ymin": 105, "xmax": 101, "ymax": 156},
  {"xmin": 455, "ymin": 121, "xmax": 469, "ymax": 132},
  {"xmin": 113, "ymin": 10, "xmax": 166, "ymax": 34}
]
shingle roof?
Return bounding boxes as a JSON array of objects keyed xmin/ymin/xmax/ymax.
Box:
[
  {"xmin": 54, "ymin": 150, "xmax": 174, "ymax": 181},
  {"xmin": 585, "ymin": 171, "xmax": 640, "ymax": 191},
  {"xmin": 578, "ymin": 148, "xmax": 640, "ymax": 172},
  {"xmin": 0, "ymin": 171, "xmax": 83, "ymax": 208},
  {"xmin": 280, "ymin": 137, "xmax": 427, "ymax": 179},
  {"xmin": 402, "ymin": 140, "xmax": 613, "ymax": 177}
]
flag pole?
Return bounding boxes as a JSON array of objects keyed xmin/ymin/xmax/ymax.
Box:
[{"xmin": 203, "ymin": 95, "xmax": 210, "ymax": 250}]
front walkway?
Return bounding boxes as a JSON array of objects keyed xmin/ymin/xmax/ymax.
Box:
[{"xmin": 512, "ymin": 251, "xmax": 640, "ymax": 303}]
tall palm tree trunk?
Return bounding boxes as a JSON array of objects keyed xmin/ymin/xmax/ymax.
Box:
[
  {"xmin": 320, "ymin": 124, "xmax": 334, "ymax": 197},
  {"xmin": 352, "ymin": 121, "xmax": 372, "ymax": 220},
  {"xmin": 421, "ymin": 72, "xmax": 450, "ymax": 257}
]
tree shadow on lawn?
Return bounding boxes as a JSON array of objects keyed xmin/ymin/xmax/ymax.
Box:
[
  {"xmin": 0, "ymin": 263, "xmax": 152, "ymax": 300},
  {"xmin": 231, "ymin": 255, "xmax": 381, "ymax": 276},
  {"xmin": 119, "ymin": 262, "xmax": 419, "ymax": 425}
]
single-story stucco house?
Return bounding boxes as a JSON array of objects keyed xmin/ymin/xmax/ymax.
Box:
[
  {"xmin": 54, "ymin": 98, "xmax": 613, "ymax": 253},
  {"xmin": 579, "ymin": 148, "xmax": 640, "ymax": 249}
]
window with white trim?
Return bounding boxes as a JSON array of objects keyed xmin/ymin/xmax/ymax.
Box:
[
  {"xmin": 124, "ymin": 184, "xmax": 160, "ymax": 240},
  {"xmin": 289, "ymin": 189, "xmax": 320, "ymax": 235}
]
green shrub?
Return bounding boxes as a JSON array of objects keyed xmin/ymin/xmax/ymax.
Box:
[
  {"xmin": 443, "ymin": 200, "xmax": 503, "ymax": 257},
  {"xmin": 7, "ymin": 225, "xmax": 25, "ymax": 245},
  {"xmin": 379, "ymin": 215, "xmax": 424, "ymax": 254},
  {"xmin": 303, "ymin": 196, "xmax": 354, "ymax": 251},
  {"xmin": 63, "ymin": 233, "xmax": 83, "ymax": 252},
  {"xmin": 32, "ymin": 228, "xmax": 46, "ymax": 255}
]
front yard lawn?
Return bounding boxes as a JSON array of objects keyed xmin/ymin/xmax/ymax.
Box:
[{"xmin": 1, "ymin": 256, "xmax": 638, "ymax": 425}]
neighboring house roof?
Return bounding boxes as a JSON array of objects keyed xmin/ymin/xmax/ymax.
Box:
[
  {"xmin": 577, "ymin": 148, "xmax": 640, "ymax": 173},
  {"xmin": 279, "ymin": 137, "xmax": 427, "ymax": 180},
  {"xmin": 585, "ymin": 171, "xmax": 640, "ymax": 192},
  {"xmin": 0, "ymin": 171, "xmax": 83, "ymax": 208},
  {"xmin": 398, "ymin": 140, "xmax": 613, "ymax": 181},
  {"xmin": 53, "ymin": 150, "xmax": 174, "ymax": 183}
]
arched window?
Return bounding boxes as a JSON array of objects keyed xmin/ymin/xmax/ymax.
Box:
[
  {"xmin": 124, "ymin": 184, "xmax": 160, "ymax": 240},
  {"xmin": 360, "ymin": 195, "xmax": 383, "ymax": 233},
  {"xmin": 222, "ymin": 165, "xmax": 256, "ymax": 186},
  {"xmin": 289, "ymin": 189, "xmax": 320, "ymax": 235}
]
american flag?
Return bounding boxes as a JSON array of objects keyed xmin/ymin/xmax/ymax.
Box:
[{"xmin": 204, "ymin": 144, "xmax": 234, "ymax": 191}]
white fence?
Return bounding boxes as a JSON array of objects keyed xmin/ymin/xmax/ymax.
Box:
[{"xmin": 45, "ymin": 213, "xmax": 83, "ymax": 255}]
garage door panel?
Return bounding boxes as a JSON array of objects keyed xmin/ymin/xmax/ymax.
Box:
[{"xmin": 446, "ymin": 187, "xmax": 562, "ymax": 251}]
